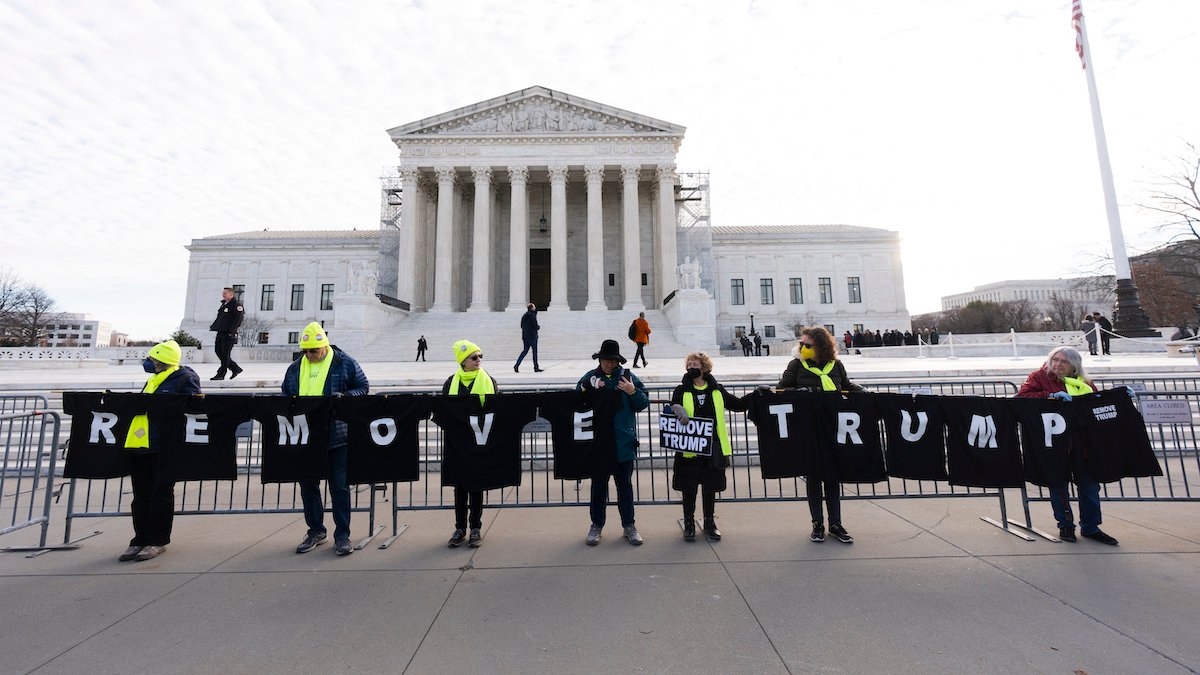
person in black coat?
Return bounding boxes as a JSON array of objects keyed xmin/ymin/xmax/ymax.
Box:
[
  {"xmin": 208, "ymin": 286, "xmax": 244, "ymax": 380},
  {"xmin": 444, "ymin": 339, "xmax": 499, "ymax": 548},
  {"xmin": 776, "ymin": 326, "xmax": 863, "ymax": 545},
  {"xmin": 513, "ymin": 303, "xmax": 543, "ymax": 372},
  {"xmin": 120, "ymin": 340, "xmax": 201, "ymax": 562}
]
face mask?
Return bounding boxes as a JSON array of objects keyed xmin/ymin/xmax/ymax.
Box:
[
  {"xmin": 799, "ymin": 345, "xmax": 816, "ymax": 361},
  {"xmin": 686, "ymin": 367, "xmax": 703, "ymax": 379},
  {"xmin": 142, "ymin": 358, "xmax": 157, "ymax": 373}
]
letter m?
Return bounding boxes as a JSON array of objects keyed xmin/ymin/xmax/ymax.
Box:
[
  {"xmin": 966, "ymin": 414, "xmax": 998, "ymax": 449},
  {"xmin": 277, "ymin": 415, "xmax": 310, "ymax": 445}
]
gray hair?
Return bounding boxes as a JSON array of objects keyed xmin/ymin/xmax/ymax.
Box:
[{"xmin": 1045, "ymin": 346, "xmax": 1086, "ymax": 379}]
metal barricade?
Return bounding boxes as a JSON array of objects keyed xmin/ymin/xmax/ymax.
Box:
[
  {"xmin": 62, "ymin": 418, "xmax": 383, "ymax": 551},
  {"xmin": 0, "ymin": 410, "xmax": 65, "ymax": 555},
  {"xmin": 0, "ymin": 394, "xmax": 48, "ymax": 414}
]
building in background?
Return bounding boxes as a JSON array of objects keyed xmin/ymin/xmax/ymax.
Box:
[
  {"xmin": 941, "ymin": 278, "xmax": 1113, "ymax": 314},
  {"xmin": 41, "ymin": 313, "xmax": 113, "ymax": 348}
]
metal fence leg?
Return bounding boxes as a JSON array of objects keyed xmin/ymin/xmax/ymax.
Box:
[
  {"xmin": 354, "ymin": 484, "xmax": 385, "ymax": 551},
  {"xmin": 979, "ymin": 488, "xmax": 1034, "ymax": 541},
  {"xmin": 379, "ymin": 482, "xmax": 409, "ymax": 549},
  {"xmin": 1002, "ymin": 485, "xmax": 1059, "ymax": 542}
]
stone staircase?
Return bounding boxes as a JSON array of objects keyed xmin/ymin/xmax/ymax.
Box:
[{"xmin": 353, "ymin": 308, "xmax": 702, "ymax": 363}]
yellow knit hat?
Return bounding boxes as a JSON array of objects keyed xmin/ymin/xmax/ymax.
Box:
[
  {"xmin": 453, "ymin": 339, "xmax": 481, "ymax": 366},
  {"xmin": 147, "ymin": 339, "xmax": 182, "ymax": 366},
  {"xmin": 300, "ymin": 322, "xmax": 328, "ymax": 349}
]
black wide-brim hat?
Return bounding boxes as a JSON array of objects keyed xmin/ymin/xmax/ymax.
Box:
[{"xmin": 592, "ymin": 338, "xmax": 627, "ymax": 363}]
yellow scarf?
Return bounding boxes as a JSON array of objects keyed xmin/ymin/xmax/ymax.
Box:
[
  {"xmin": 801, "ymin": 360, "xmax": 837, "ymax": 391},
  {"xmin": 299, "ymin": 348, "xmax": 334, "ymax": 397},
  {"xmin": 1063, "ymin": 376, "xmax": 1093, "ymax": 397},
  {"xmin": 449, "ymin": 368, "xmax": 494, "ymax": 404},
  {"xmin": 124, "ymin": 366, "xmax": 179, "ymax": 449}
]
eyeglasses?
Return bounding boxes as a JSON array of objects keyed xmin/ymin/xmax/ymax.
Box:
[
  {"xmin": 301, "ymin": 348, "xmax": 323, "ymax": 354},
  {"xmin": 468, "ymin": 354, "xmax": 483, "ymax": 361}
]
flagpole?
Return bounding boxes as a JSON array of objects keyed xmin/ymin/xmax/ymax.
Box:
[{"xmin": 1073, "ymin": 0, "xmax": 1157, "ymax": 336}]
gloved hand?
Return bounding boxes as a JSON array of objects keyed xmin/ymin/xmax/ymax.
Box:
[
  {"xmin": 756, "ymin": 384, "xmax": 773, "ymax": 392},
  {"xmin": 1048, "ymin": 391, "xmax": 1071, "ymax": 402},
  {"xmin": 332, "ymin": 392, "xmax": 345, "ymax": 398},
  {"xmin": 589, "ymin": 376, "xmax": 604, "ymax": 389},
  {"xmin": 1124, "ymin": 386, "xmax": 1138, "ymax": 398},
  {"xmin": 671, "ymin": 403, "xmax": 690, "ymax": 424},
  {"xmin": 717, "ymin": 453, "xmax": 731, "ymax": 468}
]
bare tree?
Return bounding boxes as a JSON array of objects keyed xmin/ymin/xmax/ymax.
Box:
[
  {"xmin": 1047, "ymin": 293, "xmax": 1088, "ymax": 331},
  {"xmin": 13, "ymin": 285, "xmax": 57, "ymax": 346},
  {"xmin": 1135, "ymin": 144, "xmax": 1200, "ymax": 295},
  {"xmin": 999, "ymin": 299, "xmax": 1039, "ymax": 332},
  {"xmin": 237, "ymin": 315, "xmax": 275, "ymax": 346}
]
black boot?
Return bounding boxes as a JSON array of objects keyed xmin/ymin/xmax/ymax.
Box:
[
  {"xmin": 702, "ymin": 518, "xmax": 721, "ymax": 541},
  {"xmin": 683, "ymin": 519, "xmax": 696, "ymax": 542}
]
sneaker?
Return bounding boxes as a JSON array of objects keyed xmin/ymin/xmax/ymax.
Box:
[
  {"xmin": 683, "ymin": 519, "xmax": 696, "ymax": 542},
  {"xmin": 119, "ymin": 545, "xmax": 143, "ymax": 562},
  {"xmin": 623, "ymin": 525, "xmax": 643, "ymax": 546},
  {"xmin": 1058, "ymin": 527, "xmax": 1077, "ymax": 542},
  {"xmin": 1082, "ymin": 529, "xmax": 1118, "ymax": 546},
  {"xmin": 829, "ymin": 523, "xmax": 854, "ymax": 544},
  {"xmin": 448, "ymin": 529, "xmax": 467, "ymax": 548},
  {"xmin": 702, "ymin": 519, "xmax": 722, "ymax": 542},
  {"xmin": 468, "ymin": 528, "xmax": 482, "ymax": 548},
  {"xmin": 334, "ymin": 538, "xmax": 353, "ymax": 556},
  {"xmin": 296, "ymin": 532, "xmax": 327, "ymax": 554},
  {"xmin": 586, "ymin": 524, "xmax": 602, "ymax": 546},
  {"xmin": 135, "ymin": 545, "xmax": 164, "ymax": 561},
  {"xmin": 810, "ymin": 522, "xmax": 826, "ymax": 542}
]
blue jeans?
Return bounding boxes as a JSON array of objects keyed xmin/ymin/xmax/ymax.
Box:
[
  {"xmin": 514, "ymin": 338, "xmax": 539, "ymax": 369},
  {"xmin": 300, "ymin": 444, "xmax": 350, "ymax": 541},
  {"xmin": 590, "ymin": 460, "xmax": 635, "ymax": 528},
  {"xmin": 1048, "ymin": 473, "xmax": 1102, "ymax": 534}
]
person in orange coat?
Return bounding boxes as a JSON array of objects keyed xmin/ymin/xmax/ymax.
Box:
[{"xmin": 630, "ymin": 312, "xmax": 651, "ymax": 368}]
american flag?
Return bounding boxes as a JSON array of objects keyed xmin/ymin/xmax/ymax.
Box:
[{"xmin": 1072, "ymin": 0, "xmax": 1086, "ymax": 69}]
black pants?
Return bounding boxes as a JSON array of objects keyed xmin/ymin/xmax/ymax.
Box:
[
  {"xmin": 416, "ymin": 348, "xmax": 426, "ymax": 361},
  {"xmin": 1100, "ymin": 335, "xmax": 1111, "ymax": 355},
  {"xmin": 806, "ymin": 478, "xmax": 841, "ymax": 525},
  {"xmin": 681, "ymin": 486, "xmax": 717, "ymax": 523},
  {"xmin": 130, "ymin": 452, "xmax": 175, "ymax": 547},
  {"xmin": 214, "ymin": 332, "xmax": 240, "ymax": 375},
  {"xmin": 454, "ymin": 489, "xmax": 483, "ymax": 530},
  {"xmin": 514, "ymin": 338, "xmax": 539, "ymax": 369},
  {"xmin": 633, "ymin": 342, "xmax": 647, "ymax": 367}
]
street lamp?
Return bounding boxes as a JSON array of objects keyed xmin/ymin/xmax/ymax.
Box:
[{"xmin": 749, "ymin": 313, "xmax": 756, "ymax": 336}]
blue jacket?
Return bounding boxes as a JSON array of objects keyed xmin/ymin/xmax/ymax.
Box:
[
  {"xmin": 576, "ymin": 365, "xmax": 649, "ymax": 463},
  {"xmin": 145, "ymin": 366, "xmax": 202, "ymax": 453},
  {"xmin": 281, "ymin": 346, "xmax": 369, "ymax": 448}
]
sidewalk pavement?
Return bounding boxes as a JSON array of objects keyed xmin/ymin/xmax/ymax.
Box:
[{"xmin": 2, "ymin": 494, "xmax": 1197, "ymax": 673}]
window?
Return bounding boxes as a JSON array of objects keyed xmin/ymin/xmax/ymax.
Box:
[
  {"xmin": 789, "ymin": 278, "xmax": 803, "ymax": 304},
  {"xmin": 290, "ymin": 284, "xmax": 304, "ymax": 311},
  {"xmin": 760, "ymin": 278, "xmax": 774, "ymax": 305},
  {"xmin": 232, "ymin": 285, "xmax": 245, "ymax": 304},
  {"xmin": 320, "ymin": 284, "xmax": 335, "ymax": 311},
  {"xmin": 734, "ymin": 325, "xmax": 746, "ymax": 337},
  {"xmin": 260, "ymin": 284, "xmax": 275, "ymax": 311},
  {"xmin": 824, "ymin": 324, "xmax": 835, "ymax": 336},
  {"xmin": 847, "ymin": 277, "xmax": 862, "ymax": 304},
  {"xmin": 257, "ymin": 332, "xmax": 270, "ymax": 345},
  {"xmin": 853, "ymin": 323, "xmax": 864, "ymax": 333},
  {"xmin": 731, "ymin": 279, "xmax": 745, "ymax": 305},
  {"xmin": 641, "ymin": 273, "xmax": 648, "ymax": 287},
  {"xmin": 288, "ymin": 331, "xmax": 299, "ymax": 344},
  {"xmin": 608, "ymin": 274, "xmax": 615, "ymax": 286},
  {"xmin": 764, "ymin": 325, "xmax": 776, "ymax": 338},
  {"xmin": 819, "ymin": 277, "xmax": 833, "ymax": 304}
]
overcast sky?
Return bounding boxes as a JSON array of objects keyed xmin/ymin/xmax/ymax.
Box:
[{"xmin": 2, "ymin": 0, "xmax": 1198, "ymax": 339}]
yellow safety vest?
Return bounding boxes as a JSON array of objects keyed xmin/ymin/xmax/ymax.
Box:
[
  {"xmin": 124, "ymin": 366, "xmax": 178, "ymax": 449},
  {"xmin": 299, "ymin": 349, "xmax": 333, "ymax": 396},
  {"xmin": 680, "ymin": 383, "xmax": 731, "ymax": 459}
]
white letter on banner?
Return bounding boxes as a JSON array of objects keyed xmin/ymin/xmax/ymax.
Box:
[
  {"xmin": 574, "ymin": 410, "xmax": 594, "ymax": 440},
  {"xmin": 184, "ymin": 414, "xmax": 209, "ymax": 443},
  {"xmin": 966, "ymin": 414, "xmax": 998, "ymax": 448},
  {"xmin": 90, "ymin": 412, "xmax": 118, "ymax": 444},
  {"xmin": 469, "ymin": 413, "xmax": 495, "ymax": 445},
  {"xmin": 899, "ymin": 410, "xmax": 928, "ymax": 442},
  {"xmin": 1040, "ymin": 412, "xmax": 1066, "ymax": 447},
  {"xmin": 277, "ymin": 415, "xmax": 309, "ymax": 445},
  {"xmin": 370, "ymin": 418, "xmax": 397, "ymax": 445},
  {"xmin": 836, "ymin": 412, "xmax": 863, "ymax": 445},
  {"xmin": 769, "ymin": 404, "xmax": 794, "ymax": 439}
]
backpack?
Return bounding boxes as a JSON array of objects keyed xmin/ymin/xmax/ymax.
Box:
[{"xmin": 628, "ymin": 320, "xmax": 637, "ymax": 341}]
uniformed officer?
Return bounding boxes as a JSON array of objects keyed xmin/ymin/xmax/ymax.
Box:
[{"xmin": 209, "ymin": 286, "xmax": 245, "ymax": 380}]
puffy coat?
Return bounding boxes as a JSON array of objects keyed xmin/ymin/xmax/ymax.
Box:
[
  {"xmin": 1015, "ymin": 368, "xmax": 1095, "ymax": 398},
  {"xmin": 281, "ymin": 346, "xmax": 369, "ymax": 448},
  {"xmin": 576, "ymin": 365, "xmax": 649, "ymax": 463},
  {"xmin": 143, "ymin": 366, "xmax": 202, "ymax": 453},
  {"xmin": 776, "ymin": 344, "xmax": 863, "ymax": 391}
]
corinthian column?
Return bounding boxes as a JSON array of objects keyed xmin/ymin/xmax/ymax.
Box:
[
  {"xmin": 584, "ymin": 165, "xmax": 606, "ymax": 310},
  {"xmin": 620, "ymin": 164, "xmax": 644, "ymax": 312},
  {"xmin": 468, "ymin": 166, "xmax": 493, "ymax": 312},
  {"xmin": 506, "ymin": 166, "xmax": 529, "ymax": 311},
  {"xmin": 547, "ymin": 165, "xmax": 569, "ymax": 311},
  {"xmin": 656, "ymin": 164, "xmax": 679, "ymax": 305},
  {"xmin": 396, "ymin": 167, "xmax": 419, "ymax": 307},
  {"xmin": 430, "ymin": 167, "xmax": 456, "ymax": 311}
]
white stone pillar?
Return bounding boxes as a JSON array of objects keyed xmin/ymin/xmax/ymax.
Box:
[
  {"xmin": 506, "ymin": 166, "xmax": 529, "ymax": 311},
  {"xmin": 548, "ymin": 165, "xmax": 569, "ymax": 311},
  {"xmin": 656, "ymin": 164, "xmax": 679, "ymax": 305},
  {"xmin": 396, "ymin": 167, "xmax": 419, "ymax": 307},
  {"xmin": 430, "ymin": 167, "xmax": 456, "ymax": 311},
  {"xmin": 468, "ymin": 166, "xmax": 492, "ymax": 312},
  {"xmin": 620, "ymin": 164, "xmax": 644, "ymax": 312},
  {"xmin": 584, "ymin": 165, "xmax": 606, "ymax": 310}
]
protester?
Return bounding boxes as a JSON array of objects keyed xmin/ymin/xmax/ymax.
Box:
[
  {"xmin": 443, "ymin": 339, "xmax": 498, "ymax": 548},
  {"xmin": 514, "ymin": 303, "xmax": 543, "ymax": 373},
  {"xmin": 577, "ymin": 339, "xmax": 649, "ymax": 545},
  {"xmin": 630, "ymin": 312, "xmax": 651, "ymax": 368},
  {"xmin": 777, "ymin": 326, "xmax": 863, "ymax": 544},
  {"xmin": 1015, "ymin": 346, "xmax": 1118, "ymax": 545},
  {"xmin": 283, "ymin": 322, "xmax": 370, "ymax": 556},
  {"xmin": 669, "ymin": 352, "xmax": 747, "ymax": 541},
  {"xmin": 119, "ymin": 340, "xmax": 200, "ymax": 562}
]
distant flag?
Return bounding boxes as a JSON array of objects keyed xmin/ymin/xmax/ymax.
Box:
[{"xmin": 1072, "ymin": 0, "xmax": 1086, "ymax": 69}]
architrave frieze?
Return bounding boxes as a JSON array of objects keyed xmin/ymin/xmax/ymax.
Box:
[{"xmin": 397, "ymin": 138, "xmax": 680, "ymax": 167}]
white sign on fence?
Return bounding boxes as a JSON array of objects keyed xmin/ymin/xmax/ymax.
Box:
[
  {"xmin": 1140, "ymin": 400, "xmax": 1193, "ymax": 424},
  {"xmin": 898, "ymin": 387, "xmax": 934, "ymax": 396}
]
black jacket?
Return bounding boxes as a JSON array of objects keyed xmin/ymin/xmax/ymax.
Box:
[
  {"xmin": 209, "ymin": 297, "xmax": 245, "ymax": 334},
  {"xmin": 776, "ymin": 346, "xmax": 862, "ymax": 392},
  {"xmin": 520, "ymin": 309, "xmax": 540, "ymax": 341}
]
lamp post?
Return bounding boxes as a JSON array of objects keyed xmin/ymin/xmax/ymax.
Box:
[{"xmin": 749, "ymin": 312, "xmax": 756, "ymax": 336}]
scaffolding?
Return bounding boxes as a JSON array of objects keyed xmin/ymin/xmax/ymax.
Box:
[
  {"xmin": 675, "ymin": 170, "xmax": 716, "ymax": 297},
  {"xmin": 376, "ymin": 167, "xmax": 402, "ymax": 299}
]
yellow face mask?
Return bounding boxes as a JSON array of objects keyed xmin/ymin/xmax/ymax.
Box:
[{"xmin": 800, "ymin": 345, "xmax": 816, "ymax": 361}]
